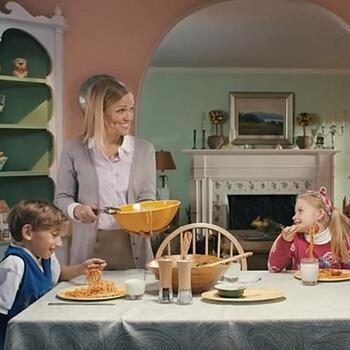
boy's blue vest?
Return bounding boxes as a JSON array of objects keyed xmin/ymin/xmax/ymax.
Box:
[{"xmin": 0, "ymin": 246, "xmax": 52, "ymax": 350}]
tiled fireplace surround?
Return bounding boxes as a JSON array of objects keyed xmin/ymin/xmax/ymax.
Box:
[{"xmin": 183, "ymin": 149, "xmax": 339, "ymax": 230}]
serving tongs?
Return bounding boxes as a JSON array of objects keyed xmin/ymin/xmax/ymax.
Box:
[{"xmin": 93, "ymin": 206, "xmax": 121, "ymax": 215}]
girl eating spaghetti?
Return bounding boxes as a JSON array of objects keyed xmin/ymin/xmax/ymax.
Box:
[{"xmin": 268, "ymin": 187, "xmax": 350, "ymax": 272}]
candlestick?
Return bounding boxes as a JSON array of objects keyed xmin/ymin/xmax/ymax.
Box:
[
  {"xmin": 201, "ymin": 129, "xmax": 206, "ymax": 149},
  {"xmin": 321, "ymin": 122, "xmax": 344, "ymax": 149},
  {"xmin": 192, "ymin": 129, "xmax": 197, "ymax": 149}
]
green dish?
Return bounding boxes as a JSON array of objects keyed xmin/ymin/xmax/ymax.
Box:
[{"xmin": 214, "ymin": 283, "xmax": 247, "ymax": 298}]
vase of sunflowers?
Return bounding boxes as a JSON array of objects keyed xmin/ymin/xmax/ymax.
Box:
[
  {"xmin": 207, "ymin": 110, "xmax": 224, "ymax": 149},
  {"xmin": 295, "ymin": 112, "xmax": 313, "ymax": 149}
]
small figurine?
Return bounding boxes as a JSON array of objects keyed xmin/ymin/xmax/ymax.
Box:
[
  {"xmin": 0, "ymin": 95, "xmax": 5, "ymax": 112},
  {"xmin": 0, "ymin": 152, "xmax": 7, "ymax": 171},
  {"xmin": 315, "ymin": 132, "xmax": 325, "ymax": 149},
  {"xmin": 12, "ymin": 57, "xmax": 28, "ymax": 78}
]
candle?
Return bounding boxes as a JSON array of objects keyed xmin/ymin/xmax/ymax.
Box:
[
  {"xmin": 332, "ymin": 112, "xmax": 335, "ymax": 126},
  {"xmin": 192, "ymin": 115, "xmax": 196, "ymax": 129},
  {"xmin": 202, "ymin": 115, "xmax": 206, "ymax": 131}
]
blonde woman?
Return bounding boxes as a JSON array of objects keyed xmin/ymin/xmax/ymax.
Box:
[
  {"xmin": 268, "ymin": 187, "xmax": 350, "ymax": 272},
  {"xmin": 55, "ymin": 78, "xmax": 156, "ymax": 268}
]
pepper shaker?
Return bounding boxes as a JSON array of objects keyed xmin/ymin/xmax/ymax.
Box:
[
  {"xmin": 158, "ymin": 258, "xmax": 174, "ymax": 303},
  {"xmin": 177, "ymin": 259, "xmax": 192, "ymax": 305}
]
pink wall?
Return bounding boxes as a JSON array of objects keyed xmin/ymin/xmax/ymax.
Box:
[{"xmin": 3, "ymin": 0, "xmax": 350, "ymax": 138}]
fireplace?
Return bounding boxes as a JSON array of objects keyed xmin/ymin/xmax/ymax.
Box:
[
  {"xmin": 183, "ymin": 149, "xmax": 339, "ymax": 232},
  {"xmin": 227, "ymin": 194, "xmax": 296, "ymax": 239}
]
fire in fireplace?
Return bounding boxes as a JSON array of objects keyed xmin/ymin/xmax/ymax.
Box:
[{"xmin": 227, "ymin": 194, "xmax": 296, "ymax": 238}]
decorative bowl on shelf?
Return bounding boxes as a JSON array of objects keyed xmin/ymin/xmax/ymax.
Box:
[
  {"xmin": 146, "ymin": 254, "xmax": 230, "ymax": 293},
  {"xmin": 112, "ymin": 200, "xmax": 180, "ymax": 235},
  {"xmin": 0, "ymin": 156, "xmax": 8, "ymax": 171}
]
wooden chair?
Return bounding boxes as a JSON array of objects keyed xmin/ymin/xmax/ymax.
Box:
[{"xmin": 155, "ymin": 223, "xmax": 248, "ymax": 270}]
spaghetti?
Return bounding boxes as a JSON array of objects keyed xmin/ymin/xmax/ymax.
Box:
[
  {"xmin": 63, "ymin": 270, "xmax": 125, "ymax": 299},
  {"xmin": 319, "ymin": 268, "xmax": 350, "ymax": 279},
  {"xmin": 86, "ymin": 268, "xmax": 102, "ymax": 284},
  {"xmin": 305, "ymin": 224, "xmax": 319, "ymax": 258}
]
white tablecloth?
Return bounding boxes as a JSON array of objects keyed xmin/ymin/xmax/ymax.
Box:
[{"xmin": 5, "ymin": 270, "xmax": 350, "ymax": 349}]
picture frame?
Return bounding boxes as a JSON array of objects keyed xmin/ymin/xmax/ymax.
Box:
[{"xmin": 229, "ymin": 92, "xmax": 294, "ymax": 145}]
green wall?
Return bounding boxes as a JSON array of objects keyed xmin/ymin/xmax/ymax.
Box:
[{"xmin": 139, "ymin": 69, "xmax": 350, "ymax": 223}]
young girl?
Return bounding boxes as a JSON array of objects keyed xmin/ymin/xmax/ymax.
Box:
[
  {"xmin": 268, "ymin": 187, "xmax": 350, "ymax": 272},
  {"xmin": 0, "ymin": 200, "xmax": 107, "ymax": 350}
]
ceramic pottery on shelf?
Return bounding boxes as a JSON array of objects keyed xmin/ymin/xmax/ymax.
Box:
[
  {"xmin": 207, "ymin": 135, "xmax": 224, "ymax": 149},
  {"xmin": 295, "ymin": 136, "xmax": 313, "ymax": 149}
]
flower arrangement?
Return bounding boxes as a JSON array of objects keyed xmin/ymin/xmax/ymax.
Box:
[
  {"xmin": 208, "ymin": 110, "xmax": 224, "ymax": 136},
  {"xmin": 297, "ymin": 112, "xmax": 311, "ymax": 136}
]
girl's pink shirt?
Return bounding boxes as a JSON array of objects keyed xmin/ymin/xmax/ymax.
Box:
[{"xmin": 268, "ymin": 233, "xmax": 350, "ymax": 272}]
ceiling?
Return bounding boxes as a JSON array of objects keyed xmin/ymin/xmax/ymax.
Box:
[{"xmin": 150, "ymin": 0, "xmax": 350, "ymax": 69}]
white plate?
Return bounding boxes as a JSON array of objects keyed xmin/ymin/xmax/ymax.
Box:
[{"xmin": 57, "ymin": 285, "xmax": 127, "ymax": 301}]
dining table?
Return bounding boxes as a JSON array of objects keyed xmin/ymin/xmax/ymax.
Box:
[{"xmin": 4, "ymin": 270, "xmax": 350, "ymax": 350}]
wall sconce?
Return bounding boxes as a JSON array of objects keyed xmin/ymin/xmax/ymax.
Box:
[{"xmin": 156, "ymin": 150, "xmax": 176, "ymax": 199}]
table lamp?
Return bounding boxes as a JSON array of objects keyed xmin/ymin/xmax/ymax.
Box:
[{"xmin": 156, "ymin": 150, "xmax": 176, "ymax": 200}]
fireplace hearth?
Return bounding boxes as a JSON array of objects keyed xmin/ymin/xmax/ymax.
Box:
[{"xmin": 184, "ymin": 149, "xmax": 339, "ymax": 232}]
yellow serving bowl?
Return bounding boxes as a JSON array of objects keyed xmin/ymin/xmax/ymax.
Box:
[{"xmin": 112, "ymin": 200, "xmax": 180, "ymax": 234}]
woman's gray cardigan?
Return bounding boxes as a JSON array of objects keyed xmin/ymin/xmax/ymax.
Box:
[{"xmin": 54, "ymin": 136, "xmax": 156, "ymax": 267}]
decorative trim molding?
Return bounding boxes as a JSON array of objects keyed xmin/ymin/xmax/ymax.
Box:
[
  {"xmin": 149, "ymin": 67, "xmax": 350, "ymax": 75},
  {"xmin": 212, "ymin": 179, "xmax": 313, "ymax": 228}
]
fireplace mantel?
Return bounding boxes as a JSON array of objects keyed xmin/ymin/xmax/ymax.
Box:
[{"xmin": 183, "ymin": 149, "xmax": 339, "ymax": 228}]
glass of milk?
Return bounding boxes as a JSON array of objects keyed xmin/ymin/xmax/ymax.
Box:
[
  {"xmin": 300, "ymin": 258, "xmax": 319, "ymax": 286},
  {"xmin": 124, "ymin": 269, "xmax": 146, "ymax": 299}
]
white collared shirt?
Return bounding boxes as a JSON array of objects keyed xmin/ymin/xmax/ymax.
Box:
[
  {"xmin": 0, "ymin": 244, "xmax": 61, "ymax": 314},
  {"xmin": 67, "ymin": 136, "xmax": 134, "ymax": 230}
]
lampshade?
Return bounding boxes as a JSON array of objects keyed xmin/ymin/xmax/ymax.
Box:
[{"xmin": 156, "ymin": 150, "xmax": 176, "ymax": 171}]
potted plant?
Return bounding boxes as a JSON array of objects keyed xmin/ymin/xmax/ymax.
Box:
[
  {"xmin": 207, "ymin": 110, "xmax": 224, "ymax": 149},
  {"xmin": 296, "ymin": 113, "xmax": 313, "ymax": 149}
]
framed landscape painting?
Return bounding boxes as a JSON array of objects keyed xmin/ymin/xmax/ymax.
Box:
[{"xmin": 229, "ymin": 92, "xmax": 294, "ymax": 145}]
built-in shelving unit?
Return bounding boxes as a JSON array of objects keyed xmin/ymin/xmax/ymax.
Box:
[{"xmin": 0, "ymin": 2, "xmax": 65, "ymax": 207}]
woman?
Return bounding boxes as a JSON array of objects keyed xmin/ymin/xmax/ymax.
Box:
[{"xmin": 54, "ymin": 78, "xmax": 156, "ymax": 269}]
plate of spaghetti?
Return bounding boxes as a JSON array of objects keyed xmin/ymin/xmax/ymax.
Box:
[
  {"xmin": 57, "ymin": 269, "xmax": 127, "ymax": 301},
  {"xmin": 294, "ymin": 268, "xmax": 350, "ymax": 282}
]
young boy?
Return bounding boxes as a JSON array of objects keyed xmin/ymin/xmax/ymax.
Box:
[{"xmin": 0, "ymin": 200, "xmax": 107, "ymax": 350}]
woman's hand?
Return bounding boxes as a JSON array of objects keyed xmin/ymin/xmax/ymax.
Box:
[
  {"xmin": 74, "ymin": 204, "xmax": 98, "ymax": 223},
  {"xmin": 281, "ymin": 224, "xmax": 299, "ymax": 242}
]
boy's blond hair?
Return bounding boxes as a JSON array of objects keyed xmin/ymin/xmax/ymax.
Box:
[
  {"xmin": 8, "ymin": 200, "xmax": 68, "ymax": 242},
  {"xmin": 82, "ymin": 78, "xmax": 129, "ymax": 152}
]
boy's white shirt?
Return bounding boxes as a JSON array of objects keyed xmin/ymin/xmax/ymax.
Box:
[{"xmin": 0, "ymin": 244, "xmax": 61, "ymax": 315}]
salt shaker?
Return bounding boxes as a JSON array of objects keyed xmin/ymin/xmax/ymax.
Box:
[
  {"xmin": 177, "ymin": 259, "xmax": 192, "ymax": 305},
  {"xmin": 158, "ymin": 258, "xmax": 173, "ymax": 303}
]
